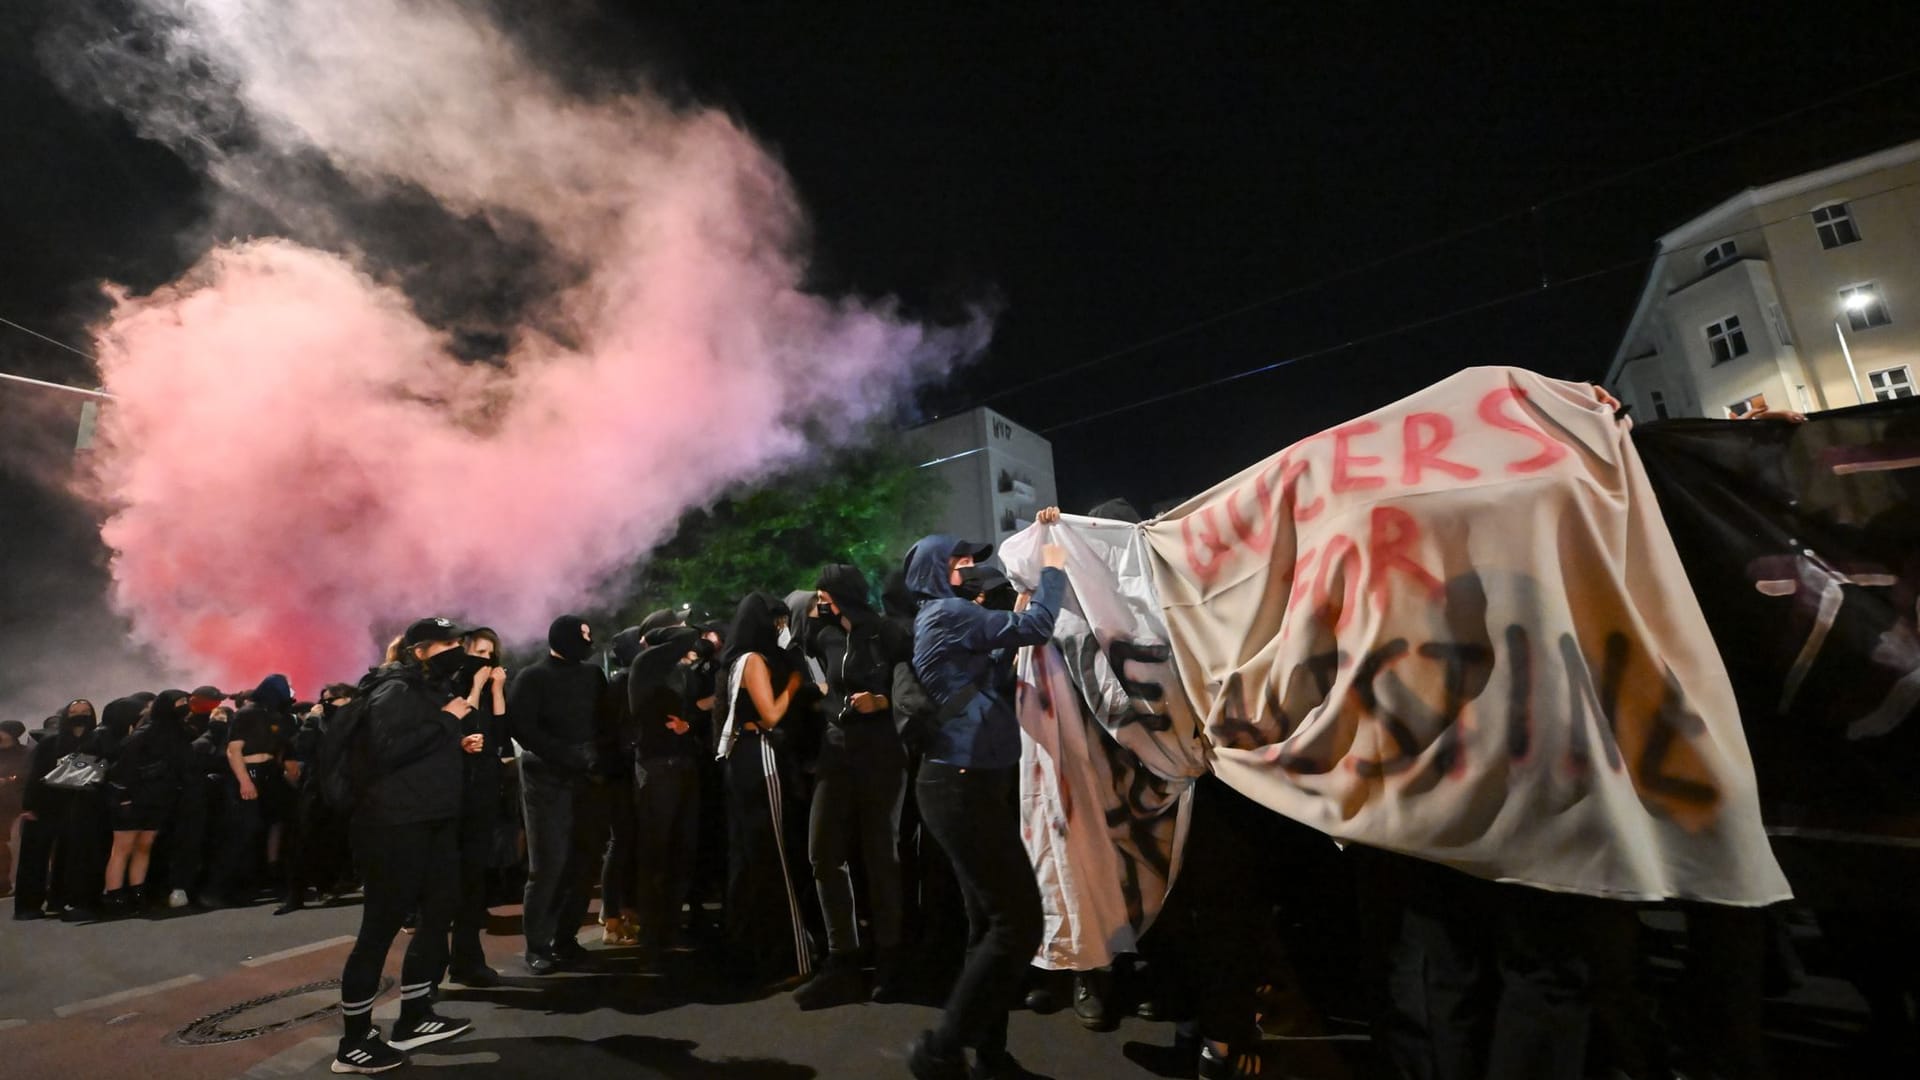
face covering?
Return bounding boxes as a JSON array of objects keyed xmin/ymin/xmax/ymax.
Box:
[
  {"xmin": 426, "ymin": 647, "xmax": 469, "ymax": 681},
  {"xmin": 548, "ymin": 614, "xmax": 595, "ymax": 663},
  {"xmin": 455, "ymin": 653, "xmax": 493, "ymax": 686}
]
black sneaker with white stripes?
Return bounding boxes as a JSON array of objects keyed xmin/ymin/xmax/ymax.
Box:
[
  {"xmin": 331, "ymin": 1030, "xmax": 404, "ymax": 1074},
  {"xmin": 388, "ymin": 1010, "xmax": 473, "ymax": 1051}
]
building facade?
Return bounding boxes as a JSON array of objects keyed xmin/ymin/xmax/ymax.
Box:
[
  {"xmin": 1610, "ymin": 139, "xmax": 1920, "ymax": 419},
  {"xmin": 910, "ymin": 406, "xmax": 1058, "ymax": 555}
]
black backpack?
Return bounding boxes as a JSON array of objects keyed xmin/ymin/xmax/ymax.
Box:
[{"xmin": 316, "ymin": 669, "xmax": 403, "ymax": 812}]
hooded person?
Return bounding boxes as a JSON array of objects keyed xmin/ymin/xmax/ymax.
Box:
[
  {"xmin": 101, "ymin": 690, "xmax": 194, "ymax": 913},
  {"xmin": 164, "ymin": 688, "xmax": 228, "ymax": 910},
  {"xmin": 713, "ymin": 591, "xmax": 815, "ymax": 984},
  {"xmin": 332, "ymin": 616, "xmax": 485, "ymax": 1072},
  {"xmin": 901, "ymin": 521, "xmax": 1068, "ymax": 1080},
  {"xmin": 507, "ymin": 614, "xmax": 614, "ymax": 975},
  {"xmin": 206, "ymin": 675, "xmax": 297, "ymax": 907},
  {"xmin": 626, "ymin": 616, "xmax": 710, "ymax": 961},
  {"xmin": 14, "ymin": 701, "xmax": 99, "ymax": 920},
  {"xmin": 790, "ymin": 563, "xmax": 918, "ymax": 1009}
]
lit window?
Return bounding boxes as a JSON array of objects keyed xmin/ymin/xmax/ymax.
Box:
[
  {"xmin": 1649, "ymin": 389, "xmax": 1670, "ymax": 420},
  {"xmin": 1868, "ymin": 365, "xmax": 1915, "ymax": 401},
  {"xmin": 1842, "ymin": 284, "xmax": 1892, "ymax": 331},
  {"xmin": 1705, "ymin": 315, "xmax": 1749, "ymax": 364},
  {"xmin": 1812, "ymin": 203, "xmax": 1861, "ymax": 249},
  {"xmin": 1702, "ymin": 240, "xmax": 1738, "ymax": 271},
  {"xmin": 1726, "ymin": 393, "xmax": 1769, "ymax": 419}
]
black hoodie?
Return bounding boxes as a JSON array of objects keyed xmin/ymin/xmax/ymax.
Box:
[{"xmin": 810, "ymin": 564, "xmax": 912, "ymax": 725}]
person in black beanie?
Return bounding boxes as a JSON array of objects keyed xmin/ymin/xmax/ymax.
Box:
[
  {"xmin": 333, "ymin": 616, "xmax": 482, "ymax": 1074},
  {"xmin": 509, "ymin": 614, "xmax": 612, "ymax": 975}
]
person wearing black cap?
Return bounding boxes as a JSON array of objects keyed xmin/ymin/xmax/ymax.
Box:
[
  {"xmin": 333, "ymin": 616, "xmax": 482, "ymax": 1074},
  {"xmin": 626, "ymin": 610, "xmax": 710, "ymax": 962},
  {"xmin": 507, "ymin": 614, "xmax": 612, "ymax": 975},
  {"xmin": 901, "ymin": 515, "xmax": 1069, "ymax": 1080},
  {"xmin": 163, "ymin": 688, "xmax": 226, "ymax": 909},
  {"xmin": 790, "ymin": 564, "xmax": 915, "ymax": 1009}
]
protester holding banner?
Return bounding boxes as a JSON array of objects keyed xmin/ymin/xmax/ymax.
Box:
[{"xmin": 903, "ymin": 522, "xmax": 1067, "ymax": 1080}]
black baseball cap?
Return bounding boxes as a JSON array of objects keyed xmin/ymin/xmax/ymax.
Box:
[
  {"xmin": 951, "ymin": 539, "xmax": 995, "ymax": 562},
  {"xmin": 401, "ymin": 616, "xmax": 468, "ymax": 648}
]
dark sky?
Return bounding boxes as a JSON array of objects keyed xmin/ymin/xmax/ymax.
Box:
[{"xmin": 7, "ymin": 1, "xmax": 1920, "ymax": 515}]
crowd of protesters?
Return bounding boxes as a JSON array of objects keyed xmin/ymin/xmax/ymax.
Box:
[{"xmin": 1, "ymin": 508, "xmax": 1888, "ymax": 1079}]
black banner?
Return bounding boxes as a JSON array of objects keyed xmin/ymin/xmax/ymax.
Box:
[{"xmin": 1635, "ymin": 402, "xmax": 1920, "ymax": 896}]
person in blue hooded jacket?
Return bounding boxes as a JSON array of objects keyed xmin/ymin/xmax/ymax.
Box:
[{"xmin": 903, "ymin": 509, "xmax": 1068, "ymax": 1080}]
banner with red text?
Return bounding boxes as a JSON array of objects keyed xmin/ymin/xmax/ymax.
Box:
[{"xmin": 1141, "ymin": 366, "xmax": 1790, "ymax": 904}]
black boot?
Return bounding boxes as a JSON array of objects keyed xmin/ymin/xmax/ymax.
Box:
[
  {"xmin": 871, "ymin": 946, "xmax": 908, "ymax": 1003},
  {"xmin": 1073, "ymin": 968, "xmax": 1116, "ymax": 1031},
  {"xmin": 793, "ymin": 953, "xmax": 864, "ymax": 1010}
]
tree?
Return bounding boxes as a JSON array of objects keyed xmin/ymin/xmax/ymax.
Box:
[{"xmin": 610, "ymin": 433, "xmax": 943, "ymax": 627}]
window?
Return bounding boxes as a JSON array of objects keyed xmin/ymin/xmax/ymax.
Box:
[
  {"xmin": 1649, "ymin": 389, "xmax": 1671, "ymax": 420},
  {"xmin": 1842, "ymin": 284, "xmax": 1892, "ymax": 330},
  {"xmin": 1705, "ymin": 315, "xmax": 1749, "ymax": 364},
  {"xmin": 1702, "ymin": 239, "xmax": 1738, "ymax": 271},
  {"xmin": 1868, "ymin": 365, "xmax": 1916, "ymax": 401},
  {"xmin": 1726, "ymin": 393, "xmax": 1769, "ymax": 419},
  {"xmin": 1812, "ymin": 203, "xmax": 1860, "ymax": 249}
]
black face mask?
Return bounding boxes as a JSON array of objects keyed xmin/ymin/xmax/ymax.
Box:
[
  {"xmin": 426, "ymin": 647, "xmax": 469, "ymax": 681},
  {"xmin": 454, "ymin": 653, "xmax": 493, "ymax": 686}
]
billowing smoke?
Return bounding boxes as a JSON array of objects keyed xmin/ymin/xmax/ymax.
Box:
[{"xmin": 52, "ymin": 0, "xmax": 988, "ymax": 692}]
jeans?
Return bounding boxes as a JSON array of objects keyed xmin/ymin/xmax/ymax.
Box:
[
  {"xmin": 633, "ymin": 755, "xmax": 700, "ymax": 951},
  {"xmin": 518, "ymin": 753, "xmax": 597, "ymax": 955},
  {"xmin": 915, "ymin": 762, "xmax": 1042, "ymax": 1055},
  {"xmin": 808, "ymin": 719, "xmax": 907, "ymax": 955},
  {"xmin": 600, "ymin": 768, "xmax": 638, "ymax": 918},
  {"xmin": 340, "ymin": 817, "xmax": 459, "ymax": 1035}
]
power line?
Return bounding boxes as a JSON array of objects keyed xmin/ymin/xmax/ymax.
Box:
[
  {"xmin": 0, "ymin": 315, "xmax": 98, "ymax": 362},
  {"xmin": 974, "ymin": 62, "xmax": 1920, "ymax": 406},
  {"xmin": 1035, "ymin": 173, "xmax": 1920, "ymax": 435}
]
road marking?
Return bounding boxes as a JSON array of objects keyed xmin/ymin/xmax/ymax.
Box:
[
  {"xmin": 239, "ymin": 936, "xmax": 357, "ymax": 968},
  {"xmin": 54, "ymin": 974, "xmax": 204, "ymax": 1017},
  {"xmin": 237, "ymin": 1035, "xmax": 336, "ymax": 1079},
  {"xmin": 0, "ymin": 1018, "xmax": 29, "ymax": 1032}
]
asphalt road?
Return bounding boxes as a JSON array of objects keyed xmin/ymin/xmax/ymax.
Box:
[
  {"xmin": 0, "ymin": 894, "xmax": 1290, "ymax": 1080},
  {"xmin": 0, "ymin": 892, "xmax": 1899, "ymax": 1079}
]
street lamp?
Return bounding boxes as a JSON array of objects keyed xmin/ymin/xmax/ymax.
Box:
[{"xmin": 1834, "ymin": 293, "xmax": 1870, "ymax": 405}]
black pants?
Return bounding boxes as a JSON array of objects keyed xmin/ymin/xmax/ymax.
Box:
[
  {"xmin": 600, "ymin": 769, "xmax": 637, "ymax": 918},
  {"xmin": 633, "ymin": 755, "xmax": 701, "ymax": 951},
  {"xmin": 1364, "ymin": 852, "xmax": 1597, "ymax": 1080},
  {"xmin": 159, "ymin": 772, "xmax": 214, "ymax": 897},
  {"xmin": 285, "ymin": 787, "xmax": 351, "ymax": 900},
  {"xmin": 451, "ymin": 789, "xmax": 498, "ymax": 970},
  {"xmin": 14, "ymin": 798, "xmax": 66, "ymax": 913},
  {"xmin": 519, "ymin": 754, "xmax": 597, "ymax": 955},
  {"xmin": 340, "ymin": 817, "xmax": 459, "ymax": 1035},
  {"xmin": 808, "ymin": 720, "xmax": 906, "ymax": 955},
  {"xmin": 915, "ymin": 762, "xmax": 1042, "ymax": 1055},
  {"xmin": 724, "ymin": 731, "xmax": 812, "ymax": 979},
  {"xmin": 211, "ymin": 766, "xmax": 288, "ymax": 899},
  {"xmin": 61, "ymin": 789, "xmax": 110, "ymax": 908}
]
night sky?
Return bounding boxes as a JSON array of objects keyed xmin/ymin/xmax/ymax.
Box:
[{"xmin": 6, "ymin": 2, "xmax": 1920, "ymax": 572}]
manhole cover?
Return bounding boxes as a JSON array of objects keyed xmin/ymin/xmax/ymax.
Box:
[{"xmin": 170, "ymin": 976, "xmax": 395, "ymax": 1045}]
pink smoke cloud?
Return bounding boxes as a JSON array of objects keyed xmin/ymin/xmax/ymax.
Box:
[{"xmin": 75, "ymin": 1, "xmax": 988, "ymax": 692}]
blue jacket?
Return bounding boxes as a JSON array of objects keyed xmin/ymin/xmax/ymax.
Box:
[{"xmin": 905, "ymin": 534, "xmax": 1066, "ymax": 768}]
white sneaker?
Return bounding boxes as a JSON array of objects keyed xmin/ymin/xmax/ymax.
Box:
[{"xmin": 168, "ymin": 890, "xmax": 189, "ymax": 909}]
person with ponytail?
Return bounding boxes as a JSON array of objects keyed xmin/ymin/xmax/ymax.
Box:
[
  {"xmin": 332, "ymin": 617, "xmax": 482, "ymax": 1074},
  {"xmin": 714, "ymin": 592, "xmax": 815, "ymax": 986}
]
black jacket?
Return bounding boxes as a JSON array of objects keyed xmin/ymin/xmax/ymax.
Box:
[
  {"xmin": 356, "ymin": 666, "xmax": 463, "ymax": 826},
  {"xmin": 508, "ymin": 655, "xmax": 611, "ymax": 775}
]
